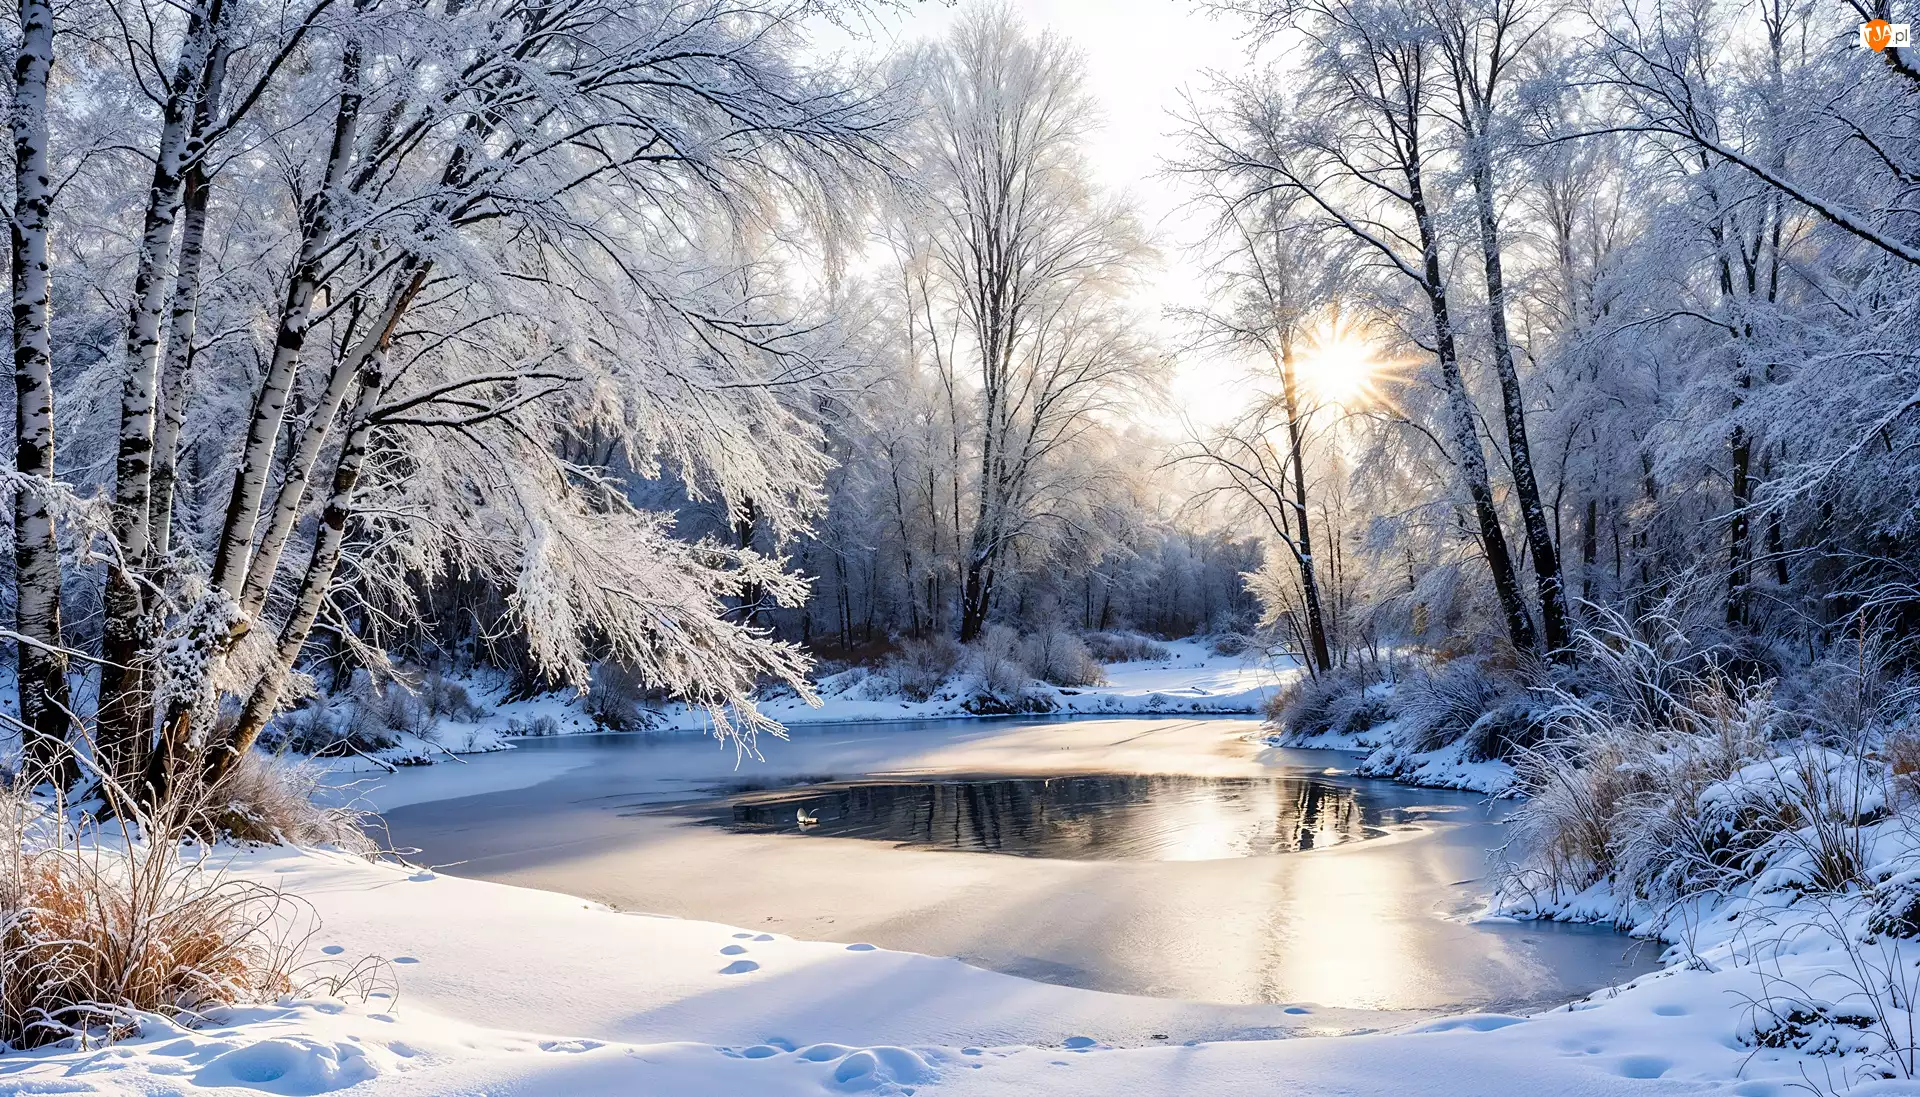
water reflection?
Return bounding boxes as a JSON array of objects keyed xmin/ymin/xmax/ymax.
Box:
[{"xmin": 708, "ymin": 774, "xmax": 1423, "ymax": 861}]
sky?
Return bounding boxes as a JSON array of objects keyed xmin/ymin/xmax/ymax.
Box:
[{"xmin": 813, "ymin": 0, "xmax": 1265, "ymax": 429}]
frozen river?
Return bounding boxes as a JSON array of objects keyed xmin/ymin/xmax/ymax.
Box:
[{"xmin": 360, "ymin": 715, "xmax": 1656, "ymax": 1023}]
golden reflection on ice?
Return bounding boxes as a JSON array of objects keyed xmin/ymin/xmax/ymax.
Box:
[{"xmin": 1266, "ymin": 847, "xmax": 1423, "ymax": 1010}]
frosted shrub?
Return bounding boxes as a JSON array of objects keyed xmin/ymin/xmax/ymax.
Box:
[
  {"xmin": 1021, "ymin": 630, "xmax": 1103, "ymax": 687},
  {"xmin": 0, "ymin": 784, "xmax": 307, "ymax": 1050},
  {"xmin": 1778, "ymin": 626, "xmax": 1920, "ymax": 740},
  {"xmin": 970, "ymin": 625, "xmax": 1031, "ymax": 697},
  {"xmin": 419, "ymin": 669, "xmax": 486, "ymax": 724},
  {"xmin": 881, "ymin": 636, "xmax": 965, "ymax": 701},
  {"xmin": 262, "ymin": 696, "xmax": 340, "ymax": 755},
  {"xmin": 1083, "ymin": 632, "xmax": 1169, "ymax": 664},
  {"xmin": 505, "ymin": 714, "xmax": 562, "ymax": 737},
  {"xmin": 585, "ymin": 661, "xmax": 653, "ymax": 730},
  {"xmin": 1886, "ymin": 730, "xmax": 1920, "ymax": 803},
  {"xmin": 1267, "ymin": 662, "xmax": 1389, "ymax": 735},
  {"xmin": 204, "ymin": 754, "xmax": 377, "ymax": 854},
  {"xmin": 346, "ymin": 685, "xmax": 428, "ymax": 748},
  {"xmin": 1397, "ymin": 658, "xmax": 1524, "ymax": 753},
  {"xmin": 1207, "ymin": 632, "xmax": 1254, "ymax": 657},
  {"xmin": 1498, "ymin": 645, "xmax": 1780, "ymax": 915}
]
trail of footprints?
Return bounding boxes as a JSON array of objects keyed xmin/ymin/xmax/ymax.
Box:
[{"xmin": 717, "ymin": 931, "xmax": 879, "ymax": 974}]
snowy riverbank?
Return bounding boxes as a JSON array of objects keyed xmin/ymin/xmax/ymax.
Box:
[
  {"xmin": 313, "ymin": 638, "xmax": 1292, "ymax": 770},
  {"xmin": 1266, "ymin": 719, "xmax": 1519, "ymax": 796},
  {"xmin": 6, "ymin": 840, "xmax": 1906, "ymax": 1097},
  {"xmin": 18, "ymin": 666, "xmax": 1919, "ymax": 1096}
]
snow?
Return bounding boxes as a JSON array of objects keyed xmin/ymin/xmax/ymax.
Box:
[
  {"xmin": 316, "ymin": 638, "xmax": 1292, "ymax": 781},
  {"xmin": 20, "ymin": 662, "xmax": 1918, "ymax": 1097},
  {"xmin": 1270, "ymin": 714, "xmax": 1518, "ymax": 795},
  {"xmin": 692, "ymin": 638, "xmax": 1289, "ymax": 727},
  {"xmin": 0, "ymin": 842, "xmax": 1854, "ymax": 1097}
]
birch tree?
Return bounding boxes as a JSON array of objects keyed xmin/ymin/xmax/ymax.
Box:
[{"xmin": 9, "ymin": 0, "xmax": 71, "ymax": 781}]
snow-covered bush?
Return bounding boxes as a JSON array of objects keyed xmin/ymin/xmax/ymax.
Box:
[
  {"xmin": 418, "ymin": 670, "xmax": 486, "ymax": 725},
  {"xmin": 1887, "ymin": 730, "xmax": 1920, "ymax": 802},
  {"xmin": 0, "ymin": 786, "xmax": 305, "ymax": 1050},
  {"xmin": 971, "ymin": 626, "xmax": 1031, "ymax": 697},
  {"xmin": 505, "ymin": 714, "xmax": 563, "ymax": 737},
  {"xmin": 1083, "ymin": 632, "xmax": 1169, "ymax": 664},
  {"xmin": 1022, "ymin": 630, "xmax": 1103, "ymax": 687},
  {"xmin": 1500, "ymin": 670, "xmax": 1777, "ymax": 912},
  {"xmin": 262, "ymin": 696, "xmax": 343, "ymax": 755},
  {"xmin": 1265, "ymin": 661, "xmax": 1391, "ymax": 735},
  {"xmin": 585, "ymin": 662, "xmax": 654, "ymax": 731},
  {"xmin": 1207, "ymin": 632, "xmax": 1255, "ymax": 657},
  {"xmin": 1398, "ymin": 658, "xmax": 1528, "ymax": 754},
  {"xmin": 346, "ymin": 685, "xmax": 430, "ymax": 748},
  {"xmin": 1495, "ymin": 611, "xmax": 1901, "ymax": 921},
  {"xmin": 880, "ymin": 636, "xmax": 966, "ymax": 701}
]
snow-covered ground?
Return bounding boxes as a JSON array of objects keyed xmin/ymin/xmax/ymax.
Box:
[
  {"xmin": 18, "ymin": 659, "xmax": 1920, "ymax": 1097},
  {"xmin": 9, "ymin": 840, "xmax": 1911, "ymax": 1097},
  {"xmin": 632, "ymin": 637, "xmax": 1287, "ymax": 727}
]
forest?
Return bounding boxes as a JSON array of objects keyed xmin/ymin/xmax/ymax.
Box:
[{"xmin": 3, "ymin": 0, "xmax": 1920, "ymax": 1093}]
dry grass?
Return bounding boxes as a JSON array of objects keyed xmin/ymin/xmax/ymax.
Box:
[
  {"xmin": 0, "ymin": 783, "xmax": 310, "ymax": 1050},
  {"xmin": 205, "ymin": 752, "xmax": 379, "ymax": 855},
  {"xmin": 1884, "ymin": 730, "xmax": 1920, "ymax": 800}
]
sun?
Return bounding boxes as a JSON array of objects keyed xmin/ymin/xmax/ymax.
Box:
[{"xmin": 1295, "ymin": 330, "xmax": 1380, "ymax": 407}]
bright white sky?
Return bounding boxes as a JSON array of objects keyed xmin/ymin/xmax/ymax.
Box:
[{"xmin": 813, "ymin": 0, "xmax": 1262, "ymax": 429}]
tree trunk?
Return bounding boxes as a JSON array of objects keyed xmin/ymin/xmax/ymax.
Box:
[
  {"xmin": 10, "ymin": 0, "xmax": 73, "ymax": 784},
  {"xmin": 238, "ymin": 264, "xmax": 425, "ymax": 618},
  {"xmin": 210, "ymin": 357, "xmax": 387, "ymax": 785},
  {"xmin": 1407, "ymin": 160, "xmax": 1535, "ymax": 654},
  {"xmin": 212, "ymin": 39, "xmax": 367, "ymax": 604},
  {"xmin": 96, "ymin": 0, "xmax": 225, "ymax": 782},
  {"xmin": 1279, "ymin": 346, "xmax": 1333, "ymax": 675},
  {"xmin": 1466, "ymin": 136, "xmax": 1570, "ymax": 659},
  {"xmin": 151, "ymin": 36, "xmax": 231, "ymax": 559},
  {"xmin": 1727, "ymin": 423, "xmax": 1752, "ymax": 628}
]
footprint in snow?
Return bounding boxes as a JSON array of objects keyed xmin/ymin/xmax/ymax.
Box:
[
  {"xmin": 320, "ymin": 945, "xmax": 345, "ymax": 955},
  {"xmin": 540, "ymin": 1039, "xmax": 604, "ymax": 1054},
  {"xmin": 391, "ymin": 956, "xmax": 419, "ymax": 964},
  {"xmin": 1614, "ymin": 1055, "xmax": 1672, "ymax": 1079},
  {"xmin": 845, "ymin": 943, "xmax": 877, "ymax": 951},
  {"xmin": 720, "ymin": 960, "xmax": 759, "ymax": 975},
  {"xmin": 720, "ymin": 944, "xmax": 749, "ymax": 955},
  {"xmin": 732, "ymin": 932, "xmax": 754, "ymax": 939},
  {"xmin": 753, "ymin": 933, "xmax": 775, "ymax": 941}
]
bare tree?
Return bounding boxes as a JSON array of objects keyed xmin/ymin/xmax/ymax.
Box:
[
  {"xmin": 1191, "ymin": 0, "xmax": 1540, "ymax": 654},
  {"xmin": 909, "ymin": 5, "xmax": 1154, "ymax": 642},
  {"xmin": 1171, "ymin": 194, "xmax": 1341, "ymax": 675}
]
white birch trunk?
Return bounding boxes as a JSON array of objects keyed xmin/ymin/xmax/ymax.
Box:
[
  {"xmin": 150, "ymin": 36, "xmax": 230, "ymax": 560},
  {"xmin": 239, "ymin": 263, "xmax": 426, "ymax": 618},
  {"xmin": 97, "ymin": 0, "xmax": 225, "ymax": 776},
  {"xmin": 208, "ymin": 38, "xmax": 365, "ymax": 600},
  {"xmin": 212, "ymin": 356, "xmax": 388, "ymax": 783},
  {"xmin": 10, "ymin": 0, "xmax": 72, "ymax": 781}
]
